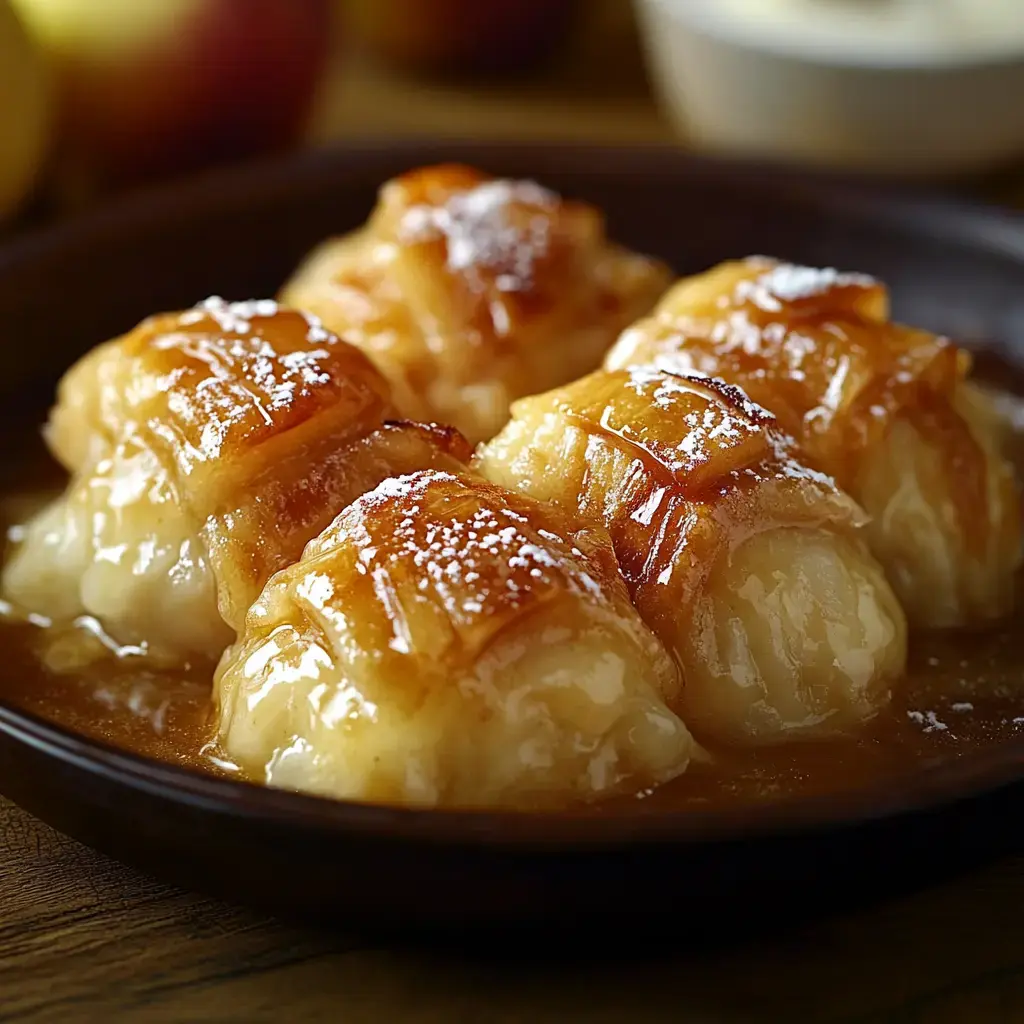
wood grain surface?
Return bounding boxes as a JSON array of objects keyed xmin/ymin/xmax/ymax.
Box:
[
  {"xmin": 6, "ymin": 794, "xmax": 1024, "ymax": 1023},
  {"xmin": 5, "ymin": 2, "xmax": 1024, "ymax": 1021}
]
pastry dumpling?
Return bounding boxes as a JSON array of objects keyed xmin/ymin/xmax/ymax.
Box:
[
  {"xmin": 605, "ymin": 257, "xmax": 1022, "ymax": 627},
  {"xmin": 279, "ymin": 163, "xmax": 671, "ymax": 445},
  {"xmin": 2, "ymin": 298, "xmax": 470, "ymax": 662},
  {"xmin": 215, "ymin": 468, "xmax": 694, "ymax": 808},
  {"xmin": 476, "ymin": 366, "xmax": 908, "ymax": 747}
]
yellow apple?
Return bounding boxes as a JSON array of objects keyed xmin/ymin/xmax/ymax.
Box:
[
  {"xmin": 0, "ymin": 0, "xmax": 51, "ymax": 219},
  {"xmin": 11, "ymin": 0, "xmax": 332, "ymax": 193}
]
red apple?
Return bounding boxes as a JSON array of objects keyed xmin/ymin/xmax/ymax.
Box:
[
  {"xmin": 345, "ymin": 0, "xmax": 581, "ymax": 77},
  {"xmin": 12, "ymin": 0, "xmax": 333, "ymax": 194}
]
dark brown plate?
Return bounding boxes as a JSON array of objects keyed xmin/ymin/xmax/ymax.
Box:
[{"xmin": 2, "ymin": 141, "xmax": 1024, "ymax": 934}]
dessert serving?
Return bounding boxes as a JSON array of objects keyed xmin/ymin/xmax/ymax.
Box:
[
  {"xmin": 474, "ymin": 365, "xmax": 907, "ymax": 747},
  {"xmin": 605, "ymin": 257, "xmax": 1022, "ymax": 628},
  {"xmin": 2, "ymin": 298, "xmax": 468, "ymax": 663},
  {"xmin": 1, "ymin": 165, "xmax": 1023, "ymax": 815},
  {"xmin": 280, "ymin": 164, "xmax": 672, "ymax": 445},
  {"xmin": 216, "ymin": 468, "xmax": 694, "ymax": 808}
]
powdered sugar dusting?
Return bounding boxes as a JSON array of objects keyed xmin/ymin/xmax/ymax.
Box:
[
  {"xmin": 735, "ymin": 261, "xmax": 879, "ymax": 312},
  {"xmin": 184, "ymin": 297, "xmax": 333, "ymax": 346},
  {"xmin": 328, "ymin": 469, "xmax": 609, "ymax": 624},
  {"xmin": 610, "ymin": 366, "xmax": 836, "ymax": 491},
  {"xmin": 608, "ymin": 256, "xmax": 955, "ymax": 488},
  {"xmin": 907, "ymin": 709, "xmax": 949, "ymax": 733},
  {"xmin": 136, "ymin": 297, "xmax": 380, "ymax": 469},
  {"xmin": 399, "ymin": 179, "xmax": 557, "ymax": 290}
]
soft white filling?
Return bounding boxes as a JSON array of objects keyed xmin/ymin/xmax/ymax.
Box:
[
  {"xmin": 857, "ymin": 390, "xmax": 1019, "ymax": 628},
  {"xmin": 2, "ymin": 442, "xmax": 229, "ymax": 663},
  {"xmin": 683, "ymin": 527, "xmax": 906, "ymax": 746},
  {"xmin": 217, "ymin": 608, "xmax": 693, "ymax": 809}
]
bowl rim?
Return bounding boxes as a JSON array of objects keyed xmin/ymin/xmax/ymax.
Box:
[
  {"xmin": 2, "ymin": 139, "xmax": 1024, "ymax": 852},
  {"xmin": 637, "ymin": 0, "xmax": 1024, "ymax": 71}
]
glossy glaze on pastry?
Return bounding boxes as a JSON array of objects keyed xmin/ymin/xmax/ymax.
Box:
[
  {"xmin": 0, "ymin": 181, "xmax": 1020, "ymax": 817},
  {"xmin": 1, "ymin": 298, "xmax": 471, "ymax": 663},
  {"xmin": 476, "ymin": 366, "xmax": 908, "ymax": 746},
  {"xmin": 279, "ymin": 164, "xmax": 671, "ymax": 444},
  {"xmin": 215, "ymin": 468, "xmax": 694, "ymax": 808},
  {"xmin": 605, "ymin": 257, "xmax": 1022, "ymax": 627},
  {"xmin": 5, "ymin": 407, "xmax": 1024, "ymax": 812}
]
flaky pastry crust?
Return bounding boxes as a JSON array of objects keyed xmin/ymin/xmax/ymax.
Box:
[
  {"xmin": 476, "ymin": 366, "xmax": 907, "ymax": 745},
  {"xmin": 280, "ymin": 164, "xmax": 671, "ymax": 444},
  {"xmin": 3, "ymin": 299, "xmax": 470, "ymax": 660},
  {"xmin": 606, "ymin": 257, "xmax": 1022, "ymax": 626},
  {"xmin": 216, "ymin": 468, "xmax": 693, "ymax": 807}
]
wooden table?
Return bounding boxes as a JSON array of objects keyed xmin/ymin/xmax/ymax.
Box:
[
  {"xmin": 6, "ymin": 3, "xmax": 1024, "ymax": 1020},
  {"xmin": 7, "ymin": 793, "xmax": 1024, "ymax": 1022}
]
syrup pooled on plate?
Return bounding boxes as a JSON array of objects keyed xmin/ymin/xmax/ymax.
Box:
[{"xmin": 2, "ymin": 378, "xmax": 1024, "ymax": 813}]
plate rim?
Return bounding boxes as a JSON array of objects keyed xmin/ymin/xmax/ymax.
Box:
[
  {"xmin": 4, "ymin": 695, "xmax": 1024, "ymax": 850},
  {"xmin": 3, "ymin": 138, "xmax": 1023, "ymax": 277}
]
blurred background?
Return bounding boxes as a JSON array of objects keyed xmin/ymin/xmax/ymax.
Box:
[{"xmin": 1, "ymin": 0, "xmax": 1023, "ymax": 232}]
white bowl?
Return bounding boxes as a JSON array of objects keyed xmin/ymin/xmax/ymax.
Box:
[{"xmin": 635, "ymin": 0, "xmax": 1024, "ymax": 175}]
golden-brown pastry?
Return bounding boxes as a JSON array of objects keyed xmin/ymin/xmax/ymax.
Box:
[
  {"xmin": 215, "ymin": 468, "xmax": 694, "ymax": 808},
  {"xmin": 279, "ymin": 164, "xmax": 671, "ymax": 445},
  {"xmin": 476, "ymin": 366, "xmax": 908, "ymax": 747},
  {"xmin": 2, "ymin": 298, "xmax": 470, "ymax": 662},
  {"xmin": 605, "ymin": 257, "xmax": 1022, "ymax": 627}
]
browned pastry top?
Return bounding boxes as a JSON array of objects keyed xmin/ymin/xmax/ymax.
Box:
[
  {"xmin": 263, "ymin": 466, "xmax": 635, "ymax": 672},
  {"xmin": 610, "ymin": 256, "xmax": 972, "ymax": 490},
  {"xmin": 49, "ymin": 298, "xmax": 393, "ymax": 487}
]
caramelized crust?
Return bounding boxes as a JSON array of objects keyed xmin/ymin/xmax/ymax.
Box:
[
  {"xmin": 606, "ymin": 258, "xmax": 957, "ymax": 488},
  {"xmin": 605, "ymin": 257, "xmax": 1021, "ymax": 626},
  {"xmin": 204, "ymin": 418, "xmax": 472, "ymax": 631},
  {"xmin": 476, "ymin": 366, "xmax": 907, "ymax": 745},
  {"xmin": 280, "ymin": 164, "xmax": 671, "ymax": 444},
  {"xmin": 558, "ymin": 366, "xmax": 779, "ymax": 496},
  {"xmin": 3, "ymin": 299, "xmax": 471, "ymax": 660},
  {"xmin": 479, "ymin": 366, "xmax": 864, "ymax": 646},
  {"xmin": 300, "ymin": 468, "xmax": 640, "ymax": 662},
  {"xmin": 49, "ymin": 297, "xmax": 393, "ymax": 494},
  {"xmin": 216, "ymin": 468, "xmax": 693, "ymax": 807}
]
